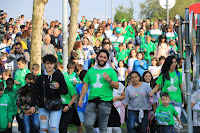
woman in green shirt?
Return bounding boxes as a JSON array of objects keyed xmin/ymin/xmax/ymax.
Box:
[{"xmin": 149, "ymin": 55, "xmax": 183, "ymax": 133}]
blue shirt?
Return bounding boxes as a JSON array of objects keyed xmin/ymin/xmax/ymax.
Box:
[
  {"xmin": 132, "ymin": 60, "xmax": 148, "ymax": 76},
  {"xmin": 76, "ymin": 83, "xmax": 90, "ymax": 113}
]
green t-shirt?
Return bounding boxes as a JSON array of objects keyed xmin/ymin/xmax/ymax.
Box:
[
  {"xmin": 140, "ymin": 35, "xmax": 146, "ymax": 50},
  {"xmin": 156, "ymin": 71, "xmax": 182, "ymax": 102},
  {"xmin": 67, "ymin": 71, "xmax": 81, "ymax": 87},
  {"xmin": 61, "ymin": 71, "xmax": 77, "ymax": 106},
  {"xmin": 143, "ymin": 41, "xmax": 156, "ymax": 60},
  {"xmin": 170, "ymin": 45, "xmax": 178, "ymax": 52},
  {"xmin": 116, "ymin": 50, "xmax": 127, "ymax": 63},
  {"xmin": 83, "ymin": 67, "xmax": 118, "ymax": 101},
  {"xmin": 14, "ymin": 67, "xmax": 31, "ymax": 90},
  {"xmin": 155, "ymin": 104, "xmax": 178, "ymax": 125}
]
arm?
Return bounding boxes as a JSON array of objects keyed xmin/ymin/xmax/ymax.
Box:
[
  {"xmin": 103, "ymin": 73, "xmax": 119, "ymax": 89},
  {"xmin": 149, "ymin": 84, "xmax": 160, "ymax": 97},
  {"xmin": 113, "ymin": 90, "xmax": 125, "ymax": 103},
  {"xmin": 111, "ymin": 62, "xmax": 115, "ymax": 69},
  {"xmin": 63, "ymin": 94, "xmax": 76, "ymax": 112},
  {"xmin": 175, "ymin": 115, "xmax": 182, "ymax": 125},
  {"xmin": 57, "ymin": 73, "xmax": 68, "ymax": 95},
  {"xmin": 79, "ymin": 82, "xmax": 89, "ymax": 108},
  {"xmin": 191, "ymin": 102, "xmax": 196, "ymax": 109},
  {"xmin": 7, "ymin": 98, "xmax": 13, "ymax": 128},
  {"xmin": 141, "ymin": 60, "xmax": 148, "ymax": 70}
]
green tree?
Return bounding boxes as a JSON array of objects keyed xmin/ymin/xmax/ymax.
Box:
[
  {"xmin": 140, "ymin": 0, "xmax": 199, "ymax": 22},
  {"xmin": 114, "ymin": 0, "xmax": 134, "ymax": 23}
]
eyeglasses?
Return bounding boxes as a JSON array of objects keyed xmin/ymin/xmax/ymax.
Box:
[{"xmin": 15, "ymin": 48, "xmax": 20, "ymax": 50}]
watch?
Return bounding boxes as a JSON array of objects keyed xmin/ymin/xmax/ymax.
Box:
[{"xmin": 108, "ymin": 79, "xmax": 112, "ymax": 83}]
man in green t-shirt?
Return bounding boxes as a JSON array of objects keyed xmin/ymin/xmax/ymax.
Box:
[
  {"xmin": 156, "ymin": 92, "xmax": 182, "ymax": 133},
  {"xmin": 78, "ymin": 49, "xmax": 119, "ymax": 133}
]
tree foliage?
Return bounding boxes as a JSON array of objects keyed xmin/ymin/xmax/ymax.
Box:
[
  {"xmin": 140, "ymin": 0, "xmax": 199, "ymax": 21},
  {"xmin": 114, "ymin": 0, "xmax": 134, "ymax": 23}
]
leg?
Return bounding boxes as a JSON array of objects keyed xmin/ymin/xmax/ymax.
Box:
[
  {"xmin": 31, "ymin": 113, "xmax": 40, "ymax": 133},
  {"xmin": 22, "ymin": 115, "xmax": 31, "ymax": 133},
  {"xmin": 83, "ymin": 60, "xmax": 89, "ymax": 70},
  {"xmin": 38, "ymin": 108, "xmax": 50, "ymax": 133},
  {"xmin": 138, "ymin": 110, "xmax": 148, "ymax": 133},
  {"xmin": 127, "ymin": 110, "xmax": 138, "ymax": 133},
  {"xmin": 77, "ymin": 111, "xmax": 85, "ymax": 133},
  {"xmin": 112, "ymin": 127, "xmax": 122, "ymax": 133},
  {"xmin": 98, "ymin": 102, "xmax": 112, "ymax": 133},
  {"xmin": 84, "ymin": 102, "xmax": 97, "ymax": 133},
  {"xmin": 49, "ymin": 109, "xmax": 62, "ymax": 133},
  {"xmin": 16, "ymin": 113, "xmax": 24, "ymax": 132},
  {"xmin": 107, "ymin": 127, "xmax": 113, "ymax": 133},
  {"xmin": 173, "ymin": 106, "xmax": 182, "ymax": 133},
  {"xmin": 59, "ymin": 107, "xmax": 74, "ymax": 132}
]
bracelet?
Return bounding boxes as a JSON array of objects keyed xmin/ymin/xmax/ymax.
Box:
[{"xmin": 109, "ymin": 79, "xmax": 112, "ymax": 83}]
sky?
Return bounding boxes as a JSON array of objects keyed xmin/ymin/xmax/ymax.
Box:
[{"xmin": 1, "ymin": 0, "xmax": 145, "ymax": 24}]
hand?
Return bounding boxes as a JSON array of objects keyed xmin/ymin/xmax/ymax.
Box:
[
  {"xmin": 179, "ymin": 122, "xmax": 182, "ymax": 126},
  {"xmin": 144, "ymin": 49, "xmax": 147, "ymax": 52},
  {"xmin": 149, "ymin": 92, "xmax": 154, "ymax": 97},
  {"xmin": 54, "ymin": 82, "xmax": 60, "ymax": 89},
  {"xmin": 14, "ymin": 80, "xmax": 20, "ymax": 85},
  {"xmin": 113, "ymin": 97, "xmax": 118, "ymax": 103},
  {"xmin": 103, "ymin": 73, "xmax": 110, "ymax": 82},
  {"xmin": 91, "ymin": 54, "xmax": 96, "ymax": 59},
  {"xmin": 63, "ymin": 106, "xmax": 69, "ymax": 112},
  {"xmin": 73, "ymin": 81, "xmax": 76, "ymax": 86},
  {"xmin": 78, "ymin": 99, "xmax": 83, "ymax": 108},
  {"xmin": 140, "ymin": 62, "xmax": 143, "ymax": 66},
  {"xmin": 151, "ymin": 38, "xmax": 156, "ymax": 41},
  {"xmin": 24, "ymin": 109, "xmax": 32, "ymax": 115},
  {"xmin": 20, "ymin": 48, "xmax": 24, "ymax": 53},
  {"xmin": 7, "ymin": 122, "xmax": 11, "ymax": 128},
  {"xmin": 30, "ymin": 107, "xmax": 35, "ymax": 114}
]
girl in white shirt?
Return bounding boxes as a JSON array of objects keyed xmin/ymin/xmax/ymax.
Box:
[
  {"xmin": 117, "ymin": 60, "xmax": 128, "ymax": 86},
  {"xmin": 148, "ymin": 58, "xmax": 161, "ymax": 79},
  {"xmin": 127, "ymin": 49, "xmax": 137, "ymax": 74}
]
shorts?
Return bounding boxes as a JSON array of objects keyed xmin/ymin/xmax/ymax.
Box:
[{"xmin": 77, "ymin": 111, "xmax": 85, "ymax": 123}]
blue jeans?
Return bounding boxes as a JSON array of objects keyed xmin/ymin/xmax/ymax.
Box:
[
  {"xmin": 157, "ymin": 125, "xmax": 173, "ymax": 133},
  {"xmin": 23, "ymin": 113, "xmax": 40, "ymax": 133},
  {"xmin": 38, "ymin": 108, "xmax": 62, "ymax": 133},
  {"xmin": 83, "ymin": 60, "xmax": 91, "ymax": 70},
  {"xmin": 127, "ymin": 110, "xmax": 148, "ymax": 133},
  {"xmin": 84, "ymin": 102, "xmax": 112, "ymax": 133}
]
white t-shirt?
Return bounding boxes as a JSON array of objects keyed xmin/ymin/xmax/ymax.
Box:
[
  {"xmin": 128, "ymin": 58, "xmax": 137, "ymax": 71},
  {"xmin": 105, "ymin": 30, "xmax": 113, "ymax": 38},
  {"xmin": 117, "ymin": 67, "xmax": 127, "ymax": 81},
  {"xmin": 148, "ymin": 66, "xmax": 160, "ymax": 79},
  {"xmin": 94, "ymin": 24, "xmax": 99, "ymax": 29}
]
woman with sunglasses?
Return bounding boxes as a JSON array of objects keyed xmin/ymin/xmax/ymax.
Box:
[
  {"xmin": 92, "ymin": 31, "xmax": 103, "ymax": 47},
  {"xmin": 97, "ymin": 25, "xmax": 105, "ymax": 38}
]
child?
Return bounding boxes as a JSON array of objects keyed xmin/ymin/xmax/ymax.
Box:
[
  {"xmin": 0, "ymin": 82, "xmax": 12, "ymax": 133},
  {"xmin": 132, "ymin": 51, "xmax": 148, "ymax": 76},
  {"xmin": 135, "ymin": 43, "xmax": 141, "ymax": 52},
  {"xmin": 0, "ymin": 69, "xmax": 12, "ymax": 88},
  {"xmin": 76, "ymin": 70, "xmax": 90, "ymax": 133},
  {"xmin": 4, "ymin": 78, "xmax": 17, "ymax": 120},
  {"xmin": 148, "ymin": 58, "xmax": 161, "ymax": 79},
  {"xmin": 116, "ymin": 43, "xmax": 128, "ymax": 64},
  {"xmin": 14, "ymin": 57, "xmax": 31, "ymax": 91},
  {"xmin": 16, "ymin": 73, "xmax": 40, "ymax": 133},
  {"xmin": 67, "ymin": 62, "xmax": 81, "ymax": 87},
  {"xmin": 155, "ymin": 35, "xmax": 170, "ymax": 58},
  {"xmin": 168, "ymin": 40, "xmax": 178, "ymax": 56},
  {"xmin": 127, "ymin": 49, "xmax": 137, "ymax": 74},
  {"xmin": 117, "ymin": 60, "xmax": 128, "ymax": 86},
  {"xmin": 93, "ymin": 39, "xmax": 101, "ymax": 54},
  {"xmin": 158, "ymin": 56, "xmax": 165, "ymax": 69},
  {"xmin": 55, "ymin": 46, "xmax": 63, "ymax": 63},
  {"xmin": 75, "ymin": 64, "xmax": 83, "ymax": 76},
  {"xmin": 155, "ymin": 92, "xmax": 182, "ymax": 133},
  {"xmin": 126, "ymin": 41, "xmax": 135, "ymax": 58},
  {"xmin": 143, "ymin": 35, "xmax": 156, "ymax": 64},
  {"xmin": 31, "ymin": 63, "xmax": 41, "ymax": 78}
]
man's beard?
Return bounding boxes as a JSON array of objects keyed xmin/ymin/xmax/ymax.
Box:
[{"xmin": 97, "ymin": 60, "xmax": 107, "ymax": 67}]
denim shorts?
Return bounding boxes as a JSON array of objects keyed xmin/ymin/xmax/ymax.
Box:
[{"xmin": 77, "ymin": 111, "xmax": 85, "ymax": 123}]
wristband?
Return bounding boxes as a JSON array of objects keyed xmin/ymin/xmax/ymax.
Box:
[{"xmin": 109, "ymin": 79, "xmax": 112, "ymax": 83}]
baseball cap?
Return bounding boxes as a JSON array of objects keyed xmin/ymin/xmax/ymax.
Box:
[{"xmin": 115, "ymin": 27, "xmax": 121, "ymax": 34}]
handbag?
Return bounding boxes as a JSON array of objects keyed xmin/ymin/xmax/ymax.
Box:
[{"xmin": 42, "ymin": 78, "xmax": 62, "ymax": 111}]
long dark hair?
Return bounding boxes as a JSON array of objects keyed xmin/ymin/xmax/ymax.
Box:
[
  {"xmin": 158, "ymin": 34, "xmax": 167, "ymax": 46},
  {"xmin": 161, "ymin": 55, "xmax": 176, "ymax": 81}
]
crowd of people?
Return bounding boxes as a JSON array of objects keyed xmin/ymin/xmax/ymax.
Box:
[{"xmin": 0, "ymin": 12, "xmax": 200, "ymax": 133}]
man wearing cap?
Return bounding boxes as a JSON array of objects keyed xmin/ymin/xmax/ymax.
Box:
[{"xmin": 109, "ymin": 27, "xmax": 125, "ymax": 52}]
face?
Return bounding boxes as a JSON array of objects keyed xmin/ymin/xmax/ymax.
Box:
[
  {"xmin": 144, "ymin": 73, "xmax": 152, "ymax": 83},
  {"xmin": 119, "ymin": 61, "xmax": 124, "ymax": 67},
  {"xmin": 45, "ymin": 36, "xmax": 51, "ymax": 44},
  {"xmin": 84, "ymin": 31, "xmax": 88, "ymax": 37},
  {"xmin": 140, "ymin": 29, "xmax": 144, "ymax": 35},
  {"xmin": 127, "ymin": 44, "xmax": 133, "ymax": 49},
  {"xmin": 103, "ymin": 44, "xmax": 110, "ymax": 51},
  {"xmin": 170, "ymin": 40, "xmax": 175, "ymax": 46},
  {"xmin": 96, "ymin": 40, "xmax": 100, "ymax": 46},
  {"xmin": 98, "ymin": 28, "xmax": 103, "ymax": 33},
  {"xmin": 32, "ymin": 69, "xmax": 39, "ymax": 76},
  {"xmin": 161, "ymin": 38, "xmax": 165, "ymax": 42},
  {"xmin": 17, "ymin": 61, "xmax": 26, "ymax": 69},
  {"xmin": 130, "ymin": 50, "xmax": 136, "ymax": 57},
  {"xmin": 179, "ymin": 59, "xmax": 184, "ymax": 67},
  {"xmin": 14, "ymin": 28, "xmax": 18, "ymax": 34},
  {"xmin": 44, "ymin": 61, "xmax": 55, "ymax": 72},
  {"xmin": 16, "ymin": 37, "xmax": 21, "ymax": 42},
  {"xmin": 15, "ymin": 45, "xmax": 21, "ymax": 52},
  {"xmin": 124, "ymin": 21, "xmax": 128, "ymax": 26},
  {"xmin": 119, "ymin": 46, "xmax": 124, "ymax": 51},
  {"xmin": 25, "ymin": 78, "xmax": 34, "ymax": 84},
  {"xmin": 6, "ymin": 81, "xmax": 14, "ymax": 90},
  {"xmin": 130, "ymin": 73, "xmax": 140, "ymax": 85},
  {"xmin": 2, "ymin": 73, "xmax": 9, "ymax": 81},
  {"xmin": 161, "ymin": 96, "xmax": 171, "ymax": 106},
  {"xmin": 169, "ymin": 58, "xmax": 177, "ymax": 72},
  {"xmin": 67, "ymin": 68, "xmax": 74, "ymax": 75},
  {"xmin": 152, "ymin": 59, "xmax": 157, "ymax": 66},
  {"xmin": 137, "ymin": 53, "xmax": 143, "ymax": 60},
  {"xmin": 160, "ymin": 59, "xmax": 165, "ymax": 65},
  {"xmin": 107, "ymin": 19, "xmax": 111, "ymax": 24},
  {"xmin": 83, "ymin": 38, "xmax": 89, "ymax": 45},
  {"xmin": 153, "ymin": 22, "xmax": 158, "ymax": 29},
  {"xmin": 97, "ymin": 52, "xmax": 108, "ymax": 67}
]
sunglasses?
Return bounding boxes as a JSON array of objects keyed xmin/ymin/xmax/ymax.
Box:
[
  {"xmin": 15, "ymin": 48, "xmax": 20, "ymax": 50},
  {"xmin": 104, "ymin": 42, "xmax": 110, "ymax": 44},
  {"xmin": 98, "ymin": 29, "xmax": 103, "ymax": 31},
  {"xmin": 84, "ymin": 32, "xmax": 87, "ymax": 34}
]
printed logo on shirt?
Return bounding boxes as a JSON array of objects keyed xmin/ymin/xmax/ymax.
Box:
[{"xmin": 93, "ymin": 74, "xmax": 103, "ymax": 88}]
